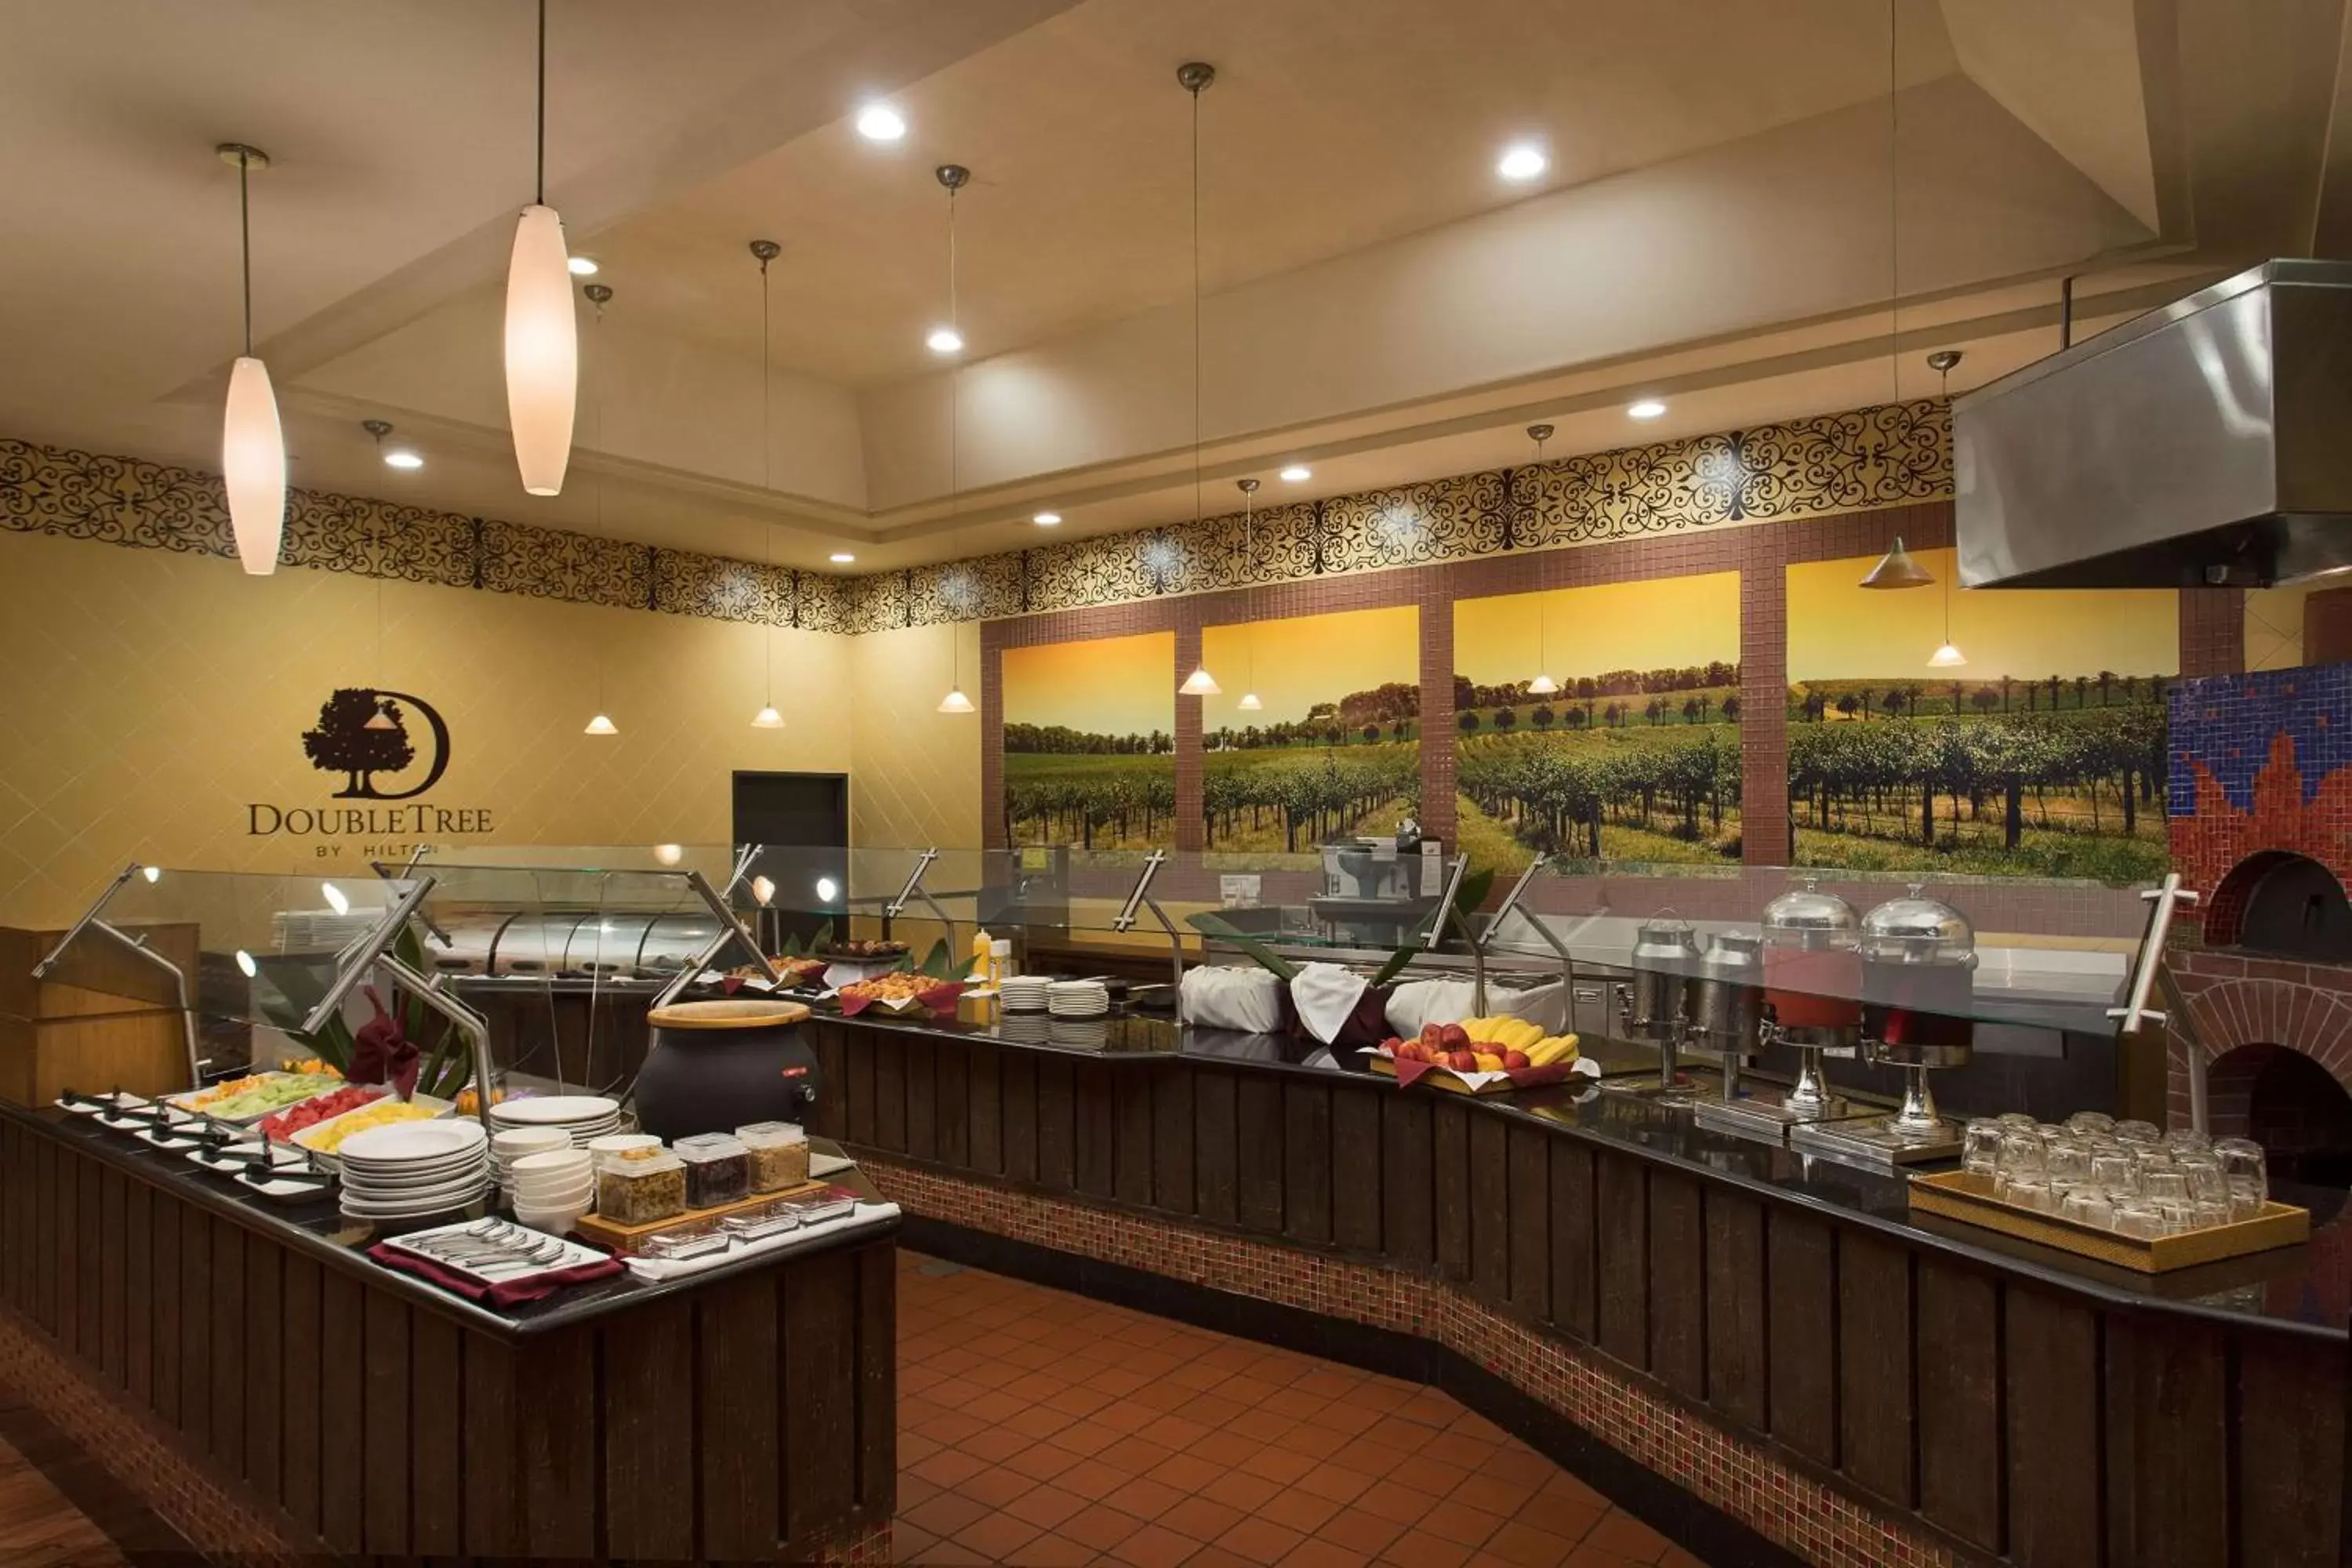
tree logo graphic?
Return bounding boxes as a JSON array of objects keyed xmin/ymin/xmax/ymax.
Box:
[{"xmin": 299, "ymin": 688, "xmax": 452, "ymax": 800}]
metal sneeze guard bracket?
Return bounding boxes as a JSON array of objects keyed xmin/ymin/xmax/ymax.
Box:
[
  {"xmin": 30, "ymin": 862, "xmax": 204, "ymax": 1086},
  {"xmin": 1109, "ymin": 850, "xmax": 1185, "ymax": 996}
]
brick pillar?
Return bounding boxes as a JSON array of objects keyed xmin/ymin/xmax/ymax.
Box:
[
  {"xmin": 1174, "ymin": 607, "xmax": 1204, "ymax": 852},
  {"xmin": 979, "ymin": 623, "xmax": 1005, "ymax": 850},
  {"xmin": 1419, "ymin": 576, "xmax": 1457, "ymax": 852},
  {"xmin": 2305, "ymin": 586, "xmax": 2352, "ymax": 666},
  {"xmin": 2180, "ymin": 587, "xmax": 2245, "ymax": 677},
  {"xmin": 1740, "ymin": 549, "xmax": 1791, "ymax": 866}
]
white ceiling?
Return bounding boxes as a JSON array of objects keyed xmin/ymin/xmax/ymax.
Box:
[{"xmin": 4, "ymin": 0, "xmax": 2347, "ymax": 575}]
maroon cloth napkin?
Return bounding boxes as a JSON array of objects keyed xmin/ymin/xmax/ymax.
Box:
[
  {"xmin": 368, "ymin": 1242, "xmax": 623, "ymax": 1307},
  {"xmin": 348, "ymin": 985, "xmax": 420, "ymax": 1098},
  {"xmin": 839, "ymin": 981, "xmax": 964, "ymax": 1018}
]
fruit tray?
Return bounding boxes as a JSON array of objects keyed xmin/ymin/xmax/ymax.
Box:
[{"xmin": 1908, "ymin": 1170, "xmax": 2310, "ymax": 1273}]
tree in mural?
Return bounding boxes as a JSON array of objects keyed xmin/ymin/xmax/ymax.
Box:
[{"xmin": 302, "ymin": 688, "xmax": 415, "ymax": 798}]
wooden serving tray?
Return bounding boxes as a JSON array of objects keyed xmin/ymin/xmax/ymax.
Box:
[
  {"xmin": 1907, "ymin": 1169, "xmax": 2309, "ymax": 1273},
  {"xmin": 1368, "ymin": 1055, "xmax": 1521, "ymax": 1096},
  {"xmin": 574, "ymin": 1178, "xmax": 830, "ymax": 1256}
]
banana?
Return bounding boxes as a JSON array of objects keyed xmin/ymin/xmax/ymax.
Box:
[
  {"xmin": 1463, "ymin": 1016, "xmax": 1498, "ymax": 1044},
  {"xmin": 1472, "ymin": 1051, "xmax": 1504, "ymax": 1073},
  {"xmin": 1498, "ymin": 1018, "xmax": 1544, "ymax": 1051},
  {"xmin": 1524, "ymin": 1034, "xmax": 1581, "ymax": 1066}
]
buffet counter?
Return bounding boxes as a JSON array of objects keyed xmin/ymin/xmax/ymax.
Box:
[
  {"xmin": 0, "ymin": 1101, "xmax": 896, "ymax": 1562},
  {"xmin": 809, "ymin": 1006, "xmax": 2346, "ymax": 1568}
]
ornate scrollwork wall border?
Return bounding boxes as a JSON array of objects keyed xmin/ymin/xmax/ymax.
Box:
[{"xmin": 3, "ymin": 397, "xmax": 1946, "ymax": 637}]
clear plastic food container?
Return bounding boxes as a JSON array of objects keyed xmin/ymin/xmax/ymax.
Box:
[
  {"xmin": 596, "ymin": 1145, "xmax": 687, "ymax": 1225},
  {"xmin": 673, "ymin": 1132, "xmax": 752, "ymax": 1209},
  {"xmin": 644, "ymin": 1226, "xmax": 731, "ymax": 1261},
  {"xmin": 722, "ymin": 1205, "xmax": 803, "ymax": 1241},
  {"xmin": 736, "ymin": 1121, "xmax": 811, "ymax": 1193},
  {"xmin": 784, "ymin": 1192, "xmax": 858, "ymax": 1226}
]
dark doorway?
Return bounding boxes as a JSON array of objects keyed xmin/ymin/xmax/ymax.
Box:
[{"xmin": 733, "ymin": 771, "xmax": 848, "ymax": 952}]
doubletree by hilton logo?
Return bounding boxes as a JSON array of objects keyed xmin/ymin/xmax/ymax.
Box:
[
  {"xmin": 247, "ymin": 688, "xmax": 490, "ymax": 844},
  {"xmin": 301, "ymin": 687, "xmax": 451, "ymax": 799}
]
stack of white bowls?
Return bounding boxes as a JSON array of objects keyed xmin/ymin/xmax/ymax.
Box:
[
  {"xmin": 1000, "ymin": 976, "xmax": 1051, "ymax": 1014},
  {"xmin": 491, "ymin": 1126, "xmax": 570, "ymax": 1203},
  {"xmin": 508, "ymin": 1147, "xmax": 595, "ymax": 1234},
  {"xmin": 1047, "ymin": 979, "xmax": 1110, "ymax": 1021},
  {"xmin": 337, "ymin": 1120, "xmax": 492, "ymax": 1224},
  {"xmin": 488, "ymin": 1094, "xmax": 622, "ymax": 1146}
]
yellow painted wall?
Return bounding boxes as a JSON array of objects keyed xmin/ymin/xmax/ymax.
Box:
[
  {"xmin": 1456, "ymin": 575, "xmax": 1740, "ymax": 682},
  {"xmin": 0, "ymin": 531, "xmax": 854, "ymax": 928},
  {"xmin": 1787, "ymin": 547, "xmax": 2175, "ymax": 678},
  {"xmin": 1201, "ymin": 606, "xmax": 1417, "ymax": 728}
]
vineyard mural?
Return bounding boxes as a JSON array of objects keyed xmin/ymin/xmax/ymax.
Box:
[
  {"xmin": 1784, "ymin": 547, "xmax": 2176, "ymax": 878},
  {"xmin": 1199, "ymin": 606, "xmax": 1421, "ymax": 854},
  {"xmin": 1453, "ymin": 573, "xmax": 1745, "ymax": 873},
  {"xmin": 1002, "ymin": 632, "xmax": 1175, "ymax": 848}
]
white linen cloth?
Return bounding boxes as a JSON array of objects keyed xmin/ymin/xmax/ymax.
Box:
[
  {"xmin": 1288, "ymin": 961, "xmax": 1370, "ymax": 1045},
  {"xmin": 1179, "ymin": 965, "xmax": 1287, "ymax": 1033},
  {"xmin": 1386, "ymin": 978, "xmax": 1568, "ymax": 1037}
]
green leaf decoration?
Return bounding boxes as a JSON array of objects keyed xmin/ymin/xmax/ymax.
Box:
[
  {"xmin": 1185, "ymin": 912, "xmax": 1301, "ymax": 982},
  {"xmin": 918, "ymin": 938, "xmax": 960, "ymax": 981}
]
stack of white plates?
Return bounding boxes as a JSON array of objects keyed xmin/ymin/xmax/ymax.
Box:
[
  {"xmin": 1048, "ymin": 1018, "xmax": 1111, "ymax": 1051},
  {"xmin": 508, "ymin": 1148, "xmax": 595, "ymax": 1234},
  {"xmin": 491, "ymin": 1126, "xmax": 570, "ymax": 1200},
  {"xmin": 338, "ymin": 1120, "xmax": 492, "ymax": 1222},
  {"xmin": 488, "ymin": 1095, "xmax": 622, "ymax": 1146},
  {"xmin": 1047, "ymin": 979, "xmax": 1109, "ymax": 1021},
  {"xmin": 1000, "ymin": 976, "xmax": 1051, "ymax": 1014}
]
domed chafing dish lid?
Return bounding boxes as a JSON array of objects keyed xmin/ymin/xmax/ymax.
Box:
[
  {"xmin": 1761, "ymin": 879, "xmax": 1859, "ymax": 946},
  {"xmin": 1859, "ymin": 883, "xmax": 1976, "ymax": 966}
]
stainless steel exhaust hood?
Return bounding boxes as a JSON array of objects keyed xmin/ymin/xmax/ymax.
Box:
[{"xmin": 1955, "ymin": 260, "xmax": 2352, "ymax": 590}]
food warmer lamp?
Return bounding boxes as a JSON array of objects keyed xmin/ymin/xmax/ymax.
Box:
[
  {"xmin": 1697, "ymin": 880, "xmax": 1872, "ymax": 1144},
  {"xmin": 1608, "ymin": 912, "xmax": 1707, "ymax": 1102},
  {"xmin": 1788, "ymin": 884, "xmax": 1976, "ymax": 1168}
]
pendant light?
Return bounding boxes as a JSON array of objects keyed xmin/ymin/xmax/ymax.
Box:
[
  {"xmin": 216, "ymin": 143, "xmax": 283, "ymax": 575},
  {"xmin": 934, "ymin": 164, "xmax": 977, "ymax": 717},
  {"xmin": 748, "ymin": 239, "xmax": 786, "ymax": 730},
  {"xmin": 1236, "ymin": 477, "xmax": 1263, "ymax": 712},
  {"xmin": 505, "ymin": 0, "xmax": 577, "ymax": 495},
  {"xmin": 1174, "ymin": 62, "xmax": 1223, "ymax": 700},
  {"xmin": 1857, "ymin": 0, "xmax": 1930, "ymax": 593},
  {"xmin": 580, "ymin": 281, "xmax": 618, "ymax": 735},
  {"xmin": 1521, "ymin": 423, "xmax": 1561, "ymax": 693},
  {"xmin": 1925, "ymin": 349, "xmax": 1968, "ymax": 666}
]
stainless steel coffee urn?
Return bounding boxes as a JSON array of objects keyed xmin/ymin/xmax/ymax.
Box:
[
  {"xmin": 1686, "ymin": 930, "xmax": 1773, "ymax": 1136},
  {"xmin": 1698, "ymin": 881, "xmax": 1867, "ymax": 1143},
  {"xmin": 1610, "ymin": 911, "xmax": 1705, "ymax": 1100},
  {"xmin": 1791, "ymin": 884, "xmax": 1975, "ymax": 1167}
]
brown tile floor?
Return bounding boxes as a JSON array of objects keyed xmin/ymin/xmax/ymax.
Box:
[{"xmin": 895, "ymin": 1254, "xmax": 1708, "ymax": 1568}]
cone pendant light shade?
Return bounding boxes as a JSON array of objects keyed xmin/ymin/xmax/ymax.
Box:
[
  {"xmin": 1179, "ymin": 666, "xmax": 1221, "ymax": 697},
  {"xmin": 1859, "ymin": 535, "xmax": 1933, "ymax": 589},
  {"xmin": 1239, "ymin": 692, "xmax": 1263, "ymax": 711},
  {"xmin": 1928, "ymin": 642, "xmax": 1968, "ymax": 668},
  {"xmin": 505, "ymin": 203, "xmax": 577, "ymax": 495},
  {"xmin": 1528, "ymin": 673, "xmax": 1559, "ymax": 695},
  {"xmin": 751, "ymin": 706, "xmax": 785, "ymax": 730},
  {"xmin": 583, "ymin": 713, "xmax": 618, "ymax": 735},
  {"xmin": 938, "ymin": 688, "xmax": 975, "ymax": 715},
  {"xmin": 223, "ymin": 356, "xmax": 285, "ymax": 574}
]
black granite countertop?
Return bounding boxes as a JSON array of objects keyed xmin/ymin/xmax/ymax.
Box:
[
  {"xmin": 822, "ymin": 1005, "xmax": 2351, "ymax": 1341},
  {"xmin": 4, "ymin": 1103, "xmax": 897, "ymax": 1340}
]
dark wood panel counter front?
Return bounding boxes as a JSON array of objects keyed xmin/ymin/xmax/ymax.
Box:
[
  {"xmin": 0, "ymin": 1105, "xmax": 896, "ymax": 1562},
  {"xmin": 810, "ymin": 1008, "xmax": 2348, "ymax": 1568}
]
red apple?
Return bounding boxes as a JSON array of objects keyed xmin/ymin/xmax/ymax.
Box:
[
  {"xmin": 1419, "ymin": 1023, "xmax": 1446, "ymax": 1047},
  {"xmin": 1439, "ymin": 1023, "xmax": 1470, "ymax": 1050},
  {"xmin": 1503, "ymin": 1049, "xmax": 1530, "ymax": 1069},
  {"xmin": 1448, "ymin": 1050, "xmax": 1479, "ymax": 1073}
]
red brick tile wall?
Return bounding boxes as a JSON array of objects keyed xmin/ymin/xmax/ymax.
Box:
[{"xmin": 2181, "ymin": 587, "xmax": 2246, "ymax": 678}]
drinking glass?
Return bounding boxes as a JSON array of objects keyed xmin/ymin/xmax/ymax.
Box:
[
  {"xmin": 2216, "ymin": 1136, "xmax": 2267, "ymax": 1196},
  {"xmin": 2176, "ymin": 1154, "xmax": 2228, "ymax": 1206},
  {"xmin": 2090, "ymin": 1152, "xmax": 2140, "ymax": 1200},
  {"xmin": 2156, "ymin": 1200, "xmax": 2198, "ymax": 1236},
  {"xmin": 2228, "ymin": 1182, "xmax": 2267, "ymax": 1223},
  {"xmin": 2114, "ymin": 1119, "xmax": 2161, "ymax": 1145},
  {"xmin": 1998, "ymin": 1133, "xmax": 2046, "ymax": 1185},
  {"xmin": 2143, "ymin": 1170, "xmax": 2190, "ymax": 1205},
  {"xmin": 2192, "ymin": 1199, "xmax": 2231, "ymax": 1229},
  {"xmin": 1962, "ymin": 1119, "xmax": 2004, "ymax": 1175},
  {"xmin": 1998, "ymin": 1112, "xmax": 2039, "ymax": 1130},
  {"xmin": 2047, "ymin": 1141, "xmax": 2093, "ymax": 1187},
  {"xmin": 2113, "ymin": 1201, "xmax": 2162, "ymax": 1239},
  {"xmin": 2066, "ymin": 1111, "xmax": 2116, "ymax": 1135},
  {"xmin": 2060, "ymin": 1186, "xmax": 2115, "ymax": 1229},
  {"xmin": 2165, "ymin": 1127, "xmax": 2212, "ymax": 1155},
  {"xmin": 2004, "ymin": 1178, "xmax": 2053, "ymax": 1214}
]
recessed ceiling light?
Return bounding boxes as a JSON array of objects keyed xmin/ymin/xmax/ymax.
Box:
[
  {"xmin": 829, "ymin": 551, "xmax": 855, "ymax": 564},
  {"xmin": 855, "ymin": 103, "xmax": 907, "ymax": 142},
  {"xmin": 383, "ymin": 449, "xmax": 424, "ymax": 470},
  {"xmin": 567, "ymin": 256, "xmax": 599, "ymax": 276},
  {"xmin": 1279, "ymin": 464, "xmax": 1312, "ymax": 483},
  {"xmin": 1033, "ymin": 511, "xmax": 1062, "ymax": 526},
  {"xmin": 1497, "ymin": 143, "xmax": 1548, "ymax": 182},
  {"xmin": 1627, "ymin": 398, "xmax": 1668, "ymax": 419},
  {"xmin": 926, "ymin": 325, "xmax": 964, "ymax": 355}
]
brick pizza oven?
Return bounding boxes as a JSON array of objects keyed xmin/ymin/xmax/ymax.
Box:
[{"xmin": 2168, "ymin": 662, "xmax": 2352, "ymax": 1183}]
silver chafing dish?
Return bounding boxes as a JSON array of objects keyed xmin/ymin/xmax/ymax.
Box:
[{"xmin": 1791, "ymin": 884, "xmax": 1975, "ymax": 1167}]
